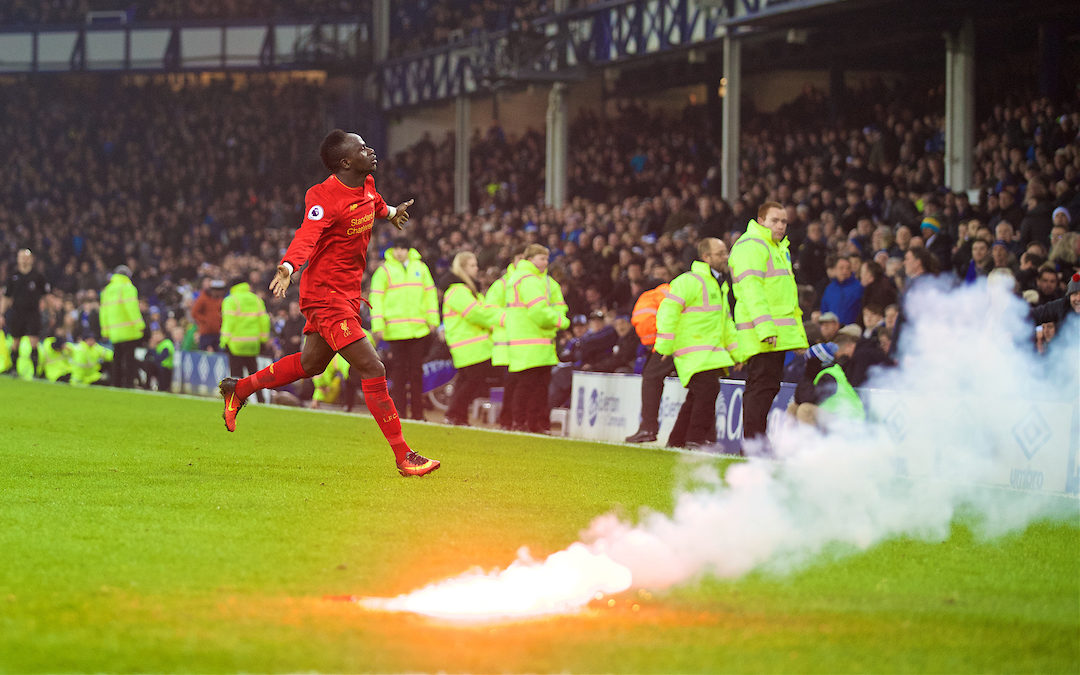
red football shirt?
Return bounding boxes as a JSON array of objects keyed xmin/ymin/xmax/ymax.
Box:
[{"xmin": 281, "ymin": 174, "xmax": 390, "ymax": 302}]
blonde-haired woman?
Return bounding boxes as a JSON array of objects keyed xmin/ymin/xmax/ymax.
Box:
[{"xmin": 442, "ymin": 251, "xmax": 500, "ymax": 425}]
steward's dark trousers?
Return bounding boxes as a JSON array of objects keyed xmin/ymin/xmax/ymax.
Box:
[
  {"xmin": 638, "ymin": 349, "xmax": 677, "ymax": 433},
  {"xmin": 743, "ymin": 350, "xmax": 786, "ymax": 440},
  {"xmin": 112, "ymin": 341, "xmax": 138, "ymax": 389},
  {"xmin": 666, "ymin": 368, "xmax": 723, "ymax": 447},
  {"xmin": 446, "ymin": 360, "xmax": 495, "ymax": 424},
  {"xmin": 509, "ymin": 366, "xmax": 552, "ymax": 433},
  {"xmin": 230, "ymin": 354, "xmax": 264, "ymax": 403},
  {"xmin": 389, "ymin": 337, "xmax": 428, "ymax": 420},
  {"xmin": 496, "ymin": 365, "xmax": 515, "ymax": 428}
]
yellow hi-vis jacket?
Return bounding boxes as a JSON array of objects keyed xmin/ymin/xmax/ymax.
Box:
[
  {"xmin": 654, "ymin": 261, "xmax": 737, "ymax": 387},
  {"xmin": 313, "ymin": 354, "xmax": 349, "ymax": 404},
  {"xmin": 70, "ymin": 340, "xmax": 112, "ymax": 386},
  {"xmin": 100, "ymin": 273, "xmax": 145, "ymax": 345},
  {"xmin": 729, "ymin": 219, "xmax": 808, "ymax": 361},
  {"xmin": 37, "ymin": 337, "xmax": 72, "ymax": 382},
  {"xmin": 442, "ymin": 280, "xmax": 498, "ymax": 368},
  {"xmin": 0, "ymin": 330, "xmax": 11, "ymax": 373},
  {"xmin": 369, "ymin": 248, "xmax": 438, "ymax": 341},
  {"xmin": 220, "ymin": 282, "xmax": 271, "ymax": 357},
  {"xmin": 505, "ymin": 260, "xmax": 569, "ymax": 372},
  {"xmin": 485, "ymin": 262, "xmax": 516, "ymax": 367}
]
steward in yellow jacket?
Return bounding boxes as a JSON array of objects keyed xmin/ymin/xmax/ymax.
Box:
[
  {"xmin": 369, "ymin": 239, "xmax": 438, "ymax": 420},
  {"xmin": 504, "ymin": 244, "xmax": 569, "ymax": 433},
  {"xmin": 441, "ymin": 252, "xmax": 500, "ymax": 425},
  {"xmin": 653, "ymin": 238, "xmax": 738, "ymax": 449},
  {"xmin": 220, "ymin": 279, "xmax": 271, "ymax": 402},
  {"xmin": 220, "ymin": 281, "xmax": 270, "ymax": 358},
  {"xmin": 100, "ymin": 266, "xmax": 145, "ymax": 388},
  {"xmin": 483, "ymin": 247, "xmax": 524, "ymax": 429},
  {"xmin": 37, "ymin": 336, "xmax": 73, "ymax": 383},
  {"xmin": 69, "ymin": 334, "xmax": 112, "ymax": 386},
  {"xmin": 729, "ymin": 203, "xmax": 809, "ymax": 446}
]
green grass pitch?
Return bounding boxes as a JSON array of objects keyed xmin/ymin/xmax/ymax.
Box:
[{"xmin": 0, "ymin": 377, "xmax": 1077, "ymax": 673}]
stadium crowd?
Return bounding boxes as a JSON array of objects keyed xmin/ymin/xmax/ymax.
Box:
[{"xmin": 2, "ymin": 71, "xmax": 1079, "ymax": 422}]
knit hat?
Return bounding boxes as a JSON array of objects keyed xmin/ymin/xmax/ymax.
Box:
[
  {"xmin": 1052, "ymin": 206, "xmax": 1071, "ymax": 224},
  {"xmin": 809, "ymin": 341, "xmax": 838, "ymax": 366},
  {"xmin": 817, "ymin": 311, "xmax": 839, "ymax": 324},
  {"xmin": 920, "ymin": 217, "xmax": 941, "ymax": 233},
  {"xmin": 113, "ymin": 265, "xmax": 132, "ymax": 277},
  {"xmin": 838, "ymin": 323, "xmax": 862, "ymax": 338},
  {"xmin": 1067, "ymin": 273, "xmax": 1080, "ymax": 297}
]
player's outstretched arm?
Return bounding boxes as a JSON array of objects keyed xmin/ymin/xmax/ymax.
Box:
[
  {"xmin": 388, "ymin": 198, "xmax": 415, "ymax": 230},
  {"xmin": 269, "ymin": 264, "xmax": 292, "ymax": 298}
]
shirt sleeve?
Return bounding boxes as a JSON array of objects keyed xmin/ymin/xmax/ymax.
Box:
[{"xmin": 281, "ymin": 186, "xmax": 333, "ymax": 270}]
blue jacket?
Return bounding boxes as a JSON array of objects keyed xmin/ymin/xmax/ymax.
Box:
[{"xmin": 821, "ymin": 276, "xmax": 863, "ymax": 326}]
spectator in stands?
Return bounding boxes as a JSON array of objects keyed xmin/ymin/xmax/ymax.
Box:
[
  {"xmin": 920, "ymin": 216, "xmax": 954, "ymax": 272},
  {"xmin": 1019, "ymin": 178, "xmax": 1055, "ymax": 249},
  {"xmin": 1035, "ymin": 265, "xmax": 1063, "ymax": 304},
  {"xmin": 191, "ymin": 279, "xmax": 225, "ymax": 352},
  {"xmin": 892, "ymin": 246, "xmax": 939, "ymax": 357},
  {"xmin": 820, "ymin": 256, "xmax": 863, "ymax": 326},
  {"xmin": 1032, "ymin": 273, "xmax": 1080, "ymax": 352},
  {"xmin": 278, "ymin": 301, "xmax": 305, "ymax": 357},
  {"xmin": 990, "ymin": 240, "xmax": 1018, "ymax": 275},
  {"xmin": 859, "ymin": 260, "xmax": 898, "ymax": 310},
  {"xmin": 625, "ymin": 279, "xmax": 675, "ymax": 443},
  {"xmin": 959, "ymin": 238, "xmax": 993, "ymax": 283},
  {"xmin": 582, "ymin": 314, "xmax": 639, "ymax": 373}
]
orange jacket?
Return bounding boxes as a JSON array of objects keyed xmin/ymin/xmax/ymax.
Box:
[{"xmin": 630, "ymin": 283, "xmax": 669, "ymax": 347}]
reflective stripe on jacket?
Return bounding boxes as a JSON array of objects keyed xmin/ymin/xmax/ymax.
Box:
[
  {"xmin": 442, "ymin": 281, "xmax": 498, "ymax": 368},
  {"xmin": 654, "ymin": 261, "xmax": 736, "ymax": 387},
  {"xmin": 505, "ymin": 260, "xmax": 569, "ymax": 373},
  {"xmin": 631, "ymin": 283, "xmax": 670, "ymax": 347},
  {"xmin": 100, "ymin": 274, "xmax": 145, "ymax": 344},
  {"xmin": 370, "ymin": 248, "xmax": 438, "ymax": 340},
  {"xmin": 220, "ymin": 283, "xmax": 271, "ymax": 357},
  {"xmin": 729, "ymin": 219, "xmax": 808, "ymax": 361}
]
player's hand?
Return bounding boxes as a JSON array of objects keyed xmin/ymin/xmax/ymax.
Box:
[
  {"xmin": 270, "ymin": 264, "xmax": 292, "ymax": 298},
  {"xmin": 389, "ymin": 198, "xmax": 414, "ymax": 230}
]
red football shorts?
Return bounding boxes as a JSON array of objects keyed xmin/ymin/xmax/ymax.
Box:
[{"xmin": 301, "ymin": 295, "xmax": 369, "ymax": 352}]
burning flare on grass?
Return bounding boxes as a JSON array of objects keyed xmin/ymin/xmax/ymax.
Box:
[
  {"xmin": 360, "ymin": 543, "xmax": 631, "ymax": 621},
  {"xmin": 362, "ymin": 280, "xmax": 1077, "ymax": 621}
]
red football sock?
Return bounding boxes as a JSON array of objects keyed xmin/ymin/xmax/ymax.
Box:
[
  {"xmin": 361, "ymin": 375, "xmax": 411, "ymax": 463},
  {"xmin": 237, "ymin": 352, "xmax": 308, "ymax": 400}
]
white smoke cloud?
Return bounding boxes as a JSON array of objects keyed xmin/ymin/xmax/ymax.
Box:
[
  {"xmin": 363, "ymin": 279, "xmax": 1078, "ymax": 618},
  {"xmin": 587, "ymin": 278, "xmax": 1078, "ymax": 588}
]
